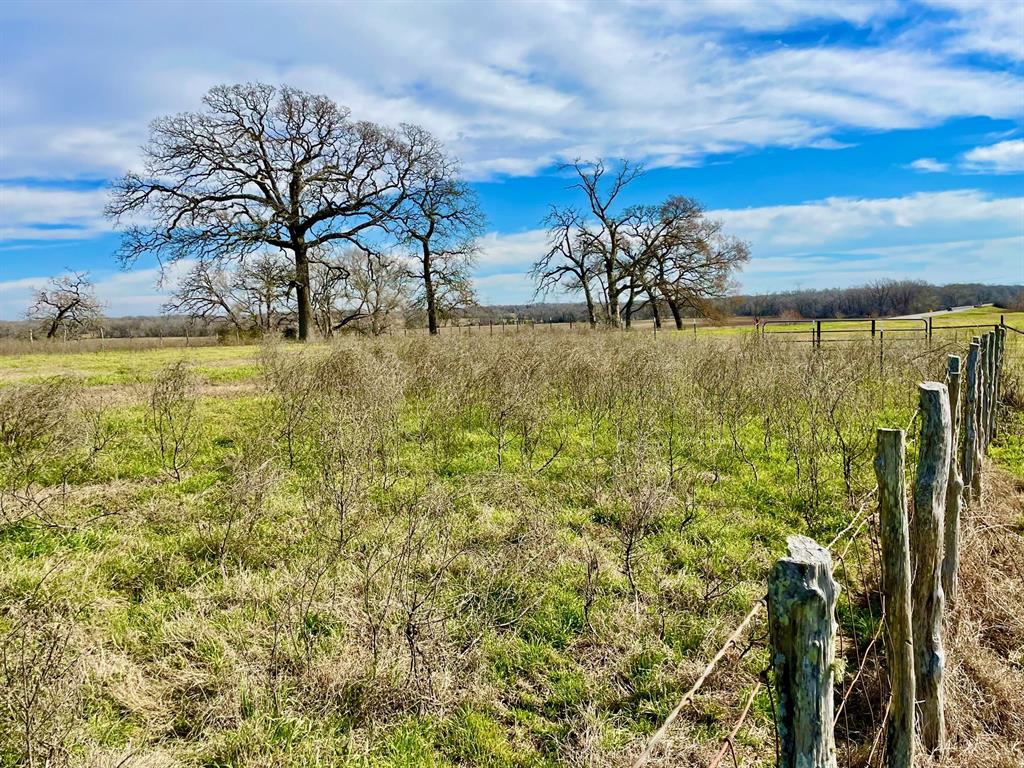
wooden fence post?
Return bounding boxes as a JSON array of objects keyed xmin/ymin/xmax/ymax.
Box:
[
  {"xmin": 943, "ymin": 356, "xmax": 964, "ymax": 604},
  {"xmin": 875, "ymin": 428, "xmax": 915, "ymax": 768},
  {"xmin": 993, "ymin": 325, "xmax": 1005, "ymax": 437},
  {"xmin": 911, "ymin": 381, "xmax": 951, "ymax": 755},
  {"xmin": 768, "ymin": 535, "xmax": 838, "ymax": 768},
  {"xmin": 978, "ymin": 334, "xmax": 989, "ymax": 454},
  {"xmin": 978, "ymin": 333, "xmax": 995, "ymax": 448},
  {"xmin": 964, "ymin": 338, "xmax": 982, "ymax": 503}
]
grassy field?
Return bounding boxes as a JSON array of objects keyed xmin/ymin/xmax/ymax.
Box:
[{"xmin": 1, "ymin": 330, "xmax": 1021, "ymax": 767}]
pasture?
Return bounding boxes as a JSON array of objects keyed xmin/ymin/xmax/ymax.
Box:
[{"xmin": 1, "ymin": 327, "xmax": 1022, "ymax": 767}]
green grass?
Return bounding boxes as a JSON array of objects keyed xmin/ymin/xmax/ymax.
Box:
[{"xmin": 0, "ymin": 331, "xmax": 1016, "ymax": 767}]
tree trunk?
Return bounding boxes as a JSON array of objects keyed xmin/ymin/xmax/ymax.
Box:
[
  {"xmin": 648, "ymin": 290, "xmax": 661, "ymax": 329},
  {"xmin": 294, "ymin": 242, "xmax": 312, "ymax": 342},
  {"xmin": 422, "ymin": 243, "xmax": 438, "ymax": 336},
  {"xmin": 668, "ymin": 298, "xmax": 684, "ymax": 330},
  {"xmin": 582, "ymin": 280, "xmax": 597, "ymax": 329},
  {"xmin": 606, "ymin": 265, "xmax": 620, "ymax": 327}
]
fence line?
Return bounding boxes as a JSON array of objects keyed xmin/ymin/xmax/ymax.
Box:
[{"xmin": 633, "ymin": 324, "xmax": 1012, "ymax": 766}]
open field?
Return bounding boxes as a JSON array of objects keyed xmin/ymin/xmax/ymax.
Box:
[{"xmin": 1, "ymin": 331, "xmax": 1022, "ymax": 767}]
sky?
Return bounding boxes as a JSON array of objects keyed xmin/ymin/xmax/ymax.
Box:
[{"xmin": 1, "ymin": 0, "xmax": 1023, "ymax": 318}]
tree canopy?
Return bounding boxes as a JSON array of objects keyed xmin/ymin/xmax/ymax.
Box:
[
  {"xmin": 531, "ymin": 160, "xmax": 749, "ymax": 329},
  {"xmin": 107, "ymin": 83, "xmax": 479, "ymax": 340}
]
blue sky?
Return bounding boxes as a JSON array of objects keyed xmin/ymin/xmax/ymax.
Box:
[{"xmin": 1, "ymin": 0, "xmax": 1022, "ymax": 317}]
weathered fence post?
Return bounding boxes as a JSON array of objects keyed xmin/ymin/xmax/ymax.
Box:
[
  {"xmin": 768, "ymin": 535, "xmax": 838, "ymax": 768},
  {"xmin": 964, "ymin": 338, "xmax": 982, "ymax": 503},
  {"xmin": 912, "ymin": 381, "xmax": 951, "ymax": 756},
  {"xmin": 994, "ymin": 325, "xmax": 1005, "ymax": 437},
  {"xmin": 943, "ymin": 356, "xmax": 964, "ymax": 604},
  {"xmin": 985, "ymin": 330, "xmax": 999, "ymax": 443},
  {"xmin": 875, "ymin": 429, "xmax": 915, "ymax": 768},
  {"xmin": 978, "ymin": 334, "xmax": 989, "ymax": 454}
]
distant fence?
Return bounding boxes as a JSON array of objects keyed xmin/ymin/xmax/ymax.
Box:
[
  {"xmin": 634, "ymin": 325, "xmax": 1011, "ymax": 766},
  {"xmin": 760, "ymin": 312, "xmax": 1020, "ymax": 347}
]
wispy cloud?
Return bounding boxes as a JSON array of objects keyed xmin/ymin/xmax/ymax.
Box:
[
  {"xmin": 908, "ymin": 158, "xmax": 950, "ymax": 173},
  {"xmin": 0, "ymin": 2, "xmax": 1022, "ymax": 180},
  {"xmin": 713, "ymin": 189, "xmax": 1023, "ymax": 251},
  {"xmin": 0, "ymin": 184, "xmax": 110, "ymax": 240},
  {"xmin": 961, "ymin": 139, "xmax": 1024, "ymax": 174}
]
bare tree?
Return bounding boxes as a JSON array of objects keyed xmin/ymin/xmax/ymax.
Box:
[
  {"xmin": 395, "ymin": 144, "xmax": 484, "ymax": 334},
  {"xmin": 25, "ymin": 272, "xmax": 103, "ymax": 339},
  {"xmin": 165, "ymin": 254, "xmax": 292, "ymax": 332},
  {"xmin": 307, "ymin": 248, "xmax": 409, "ymax": 336},
  {"xmin": 531, "ymin": 161, "xmax": 748, "ymax": 329},
  {"xmin": 627, "ymin": 196, "xmax": 750, "ymax": 329},
  {"xmin": 539, "ymin": 159, "xmax": 644, "ymax": 328},
  {"xmin": 107, "ymin": 83, "xmax": 441, "ymax": 341},
  {"xmin": 531, "ymin": 207, "xmax": 599, "ymax": 328},
  {"xmin": 339, "ymin": 248, "xmax": 409, "ymax": 335},
  {"xmin": 569, "ymin": 159, "xmax": 646, "ymax": 327},
  {"xmin": 241, "ymin": 254, "xmax": 294, "ymax": 331}
]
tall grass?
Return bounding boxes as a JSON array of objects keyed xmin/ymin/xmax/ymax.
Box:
[{"xmin": 0, "ymin": 331, "xmax": 1017, "ymax": 767}]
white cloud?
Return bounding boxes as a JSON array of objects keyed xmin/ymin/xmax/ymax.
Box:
[
  {"xmin": 0, "ymin": 184, "xmax": 110, "ymax": 240},
  {"xmin": 961, "ymin": 139, "xmax": 1024, "ymax": 173},
  {"xmin": 0, "ymin": 2, "xmax": 1021, "ymax": 180},
  {"xmin": 473, "ymin": 271, "xmax": 544, "ymax": 305},
  {"xmin": 737, "ymin": 236, "xmax": 1023, "ymax": 292},
  {"xmin": 714, "ymin": 189, "xmax": 1024, "ymax": 251},
  {"xmin": 908, "ymin": 157, "xmax": 950, "ymax": 173},
  {"xmin": 715, "ymin": 190, "xmax": 1024, "ymax": 291},
  {"xmin": 924, "ymin": 0, "xmax": 1024, "ymax": 61},
  {"xmin": 476, "ymin": 229, "xmax": 549, "ymax": 272}
]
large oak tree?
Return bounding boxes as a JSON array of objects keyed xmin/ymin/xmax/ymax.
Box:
[{"xmin": 107, "ymin": 83, "xmax": 441, "ymax": 341}]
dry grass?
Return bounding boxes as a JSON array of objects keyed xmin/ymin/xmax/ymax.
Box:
[
  {"xmin": 0, "ymin": 331, "xmax": 1019, "ymax": 766},
  {"xmin": 934, "ymin": 464, "xmax": 1024, "ymax": 768}
]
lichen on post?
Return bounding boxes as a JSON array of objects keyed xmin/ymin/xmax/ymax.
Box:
[
  {"xmin": 912, "ymin": 381, "xmax": 951, "ymax": 756},
  {"xmin": 943, "ymin": 356, "xmax": 964, "ymax": 604},
  {"xmin": 768, "ymin": 535, "xmax": 838, "ymax": 768},
  {"xmin": 963, "ymin": 339, "xmax": 982, "ymax": 503},
  {"xmin": 875, "ymin": 428, "xmax": 914, "ymax": 768}
]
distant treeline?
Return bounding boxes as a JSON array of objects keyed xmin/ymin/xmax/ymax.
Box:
[
  {"xmin": 730, "ymin": 281, "xmax": 1024, "ymax": 319},
  {"xmin": 2, "ymin": 281, "xmax": 1021, "ymax": 340},
  {"xmin": 0, "ymin": 315, "xmax": 220, "ymax": 340}
]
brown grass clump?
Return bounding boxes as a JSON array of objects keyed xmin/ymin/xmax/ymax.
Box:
[{"xmin": 929, "ymin": 464, "xmax": 1024, "ymax": 767}]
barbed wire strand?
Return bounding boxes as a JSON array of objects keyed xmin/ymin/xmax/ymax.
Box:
[
  {"xmin": 630, "ymin": 599, "xmax": 765, "ymax": 768},
  {"xmin": 707, "ymin": 681, "xmax": 763, "ymax": 768}
]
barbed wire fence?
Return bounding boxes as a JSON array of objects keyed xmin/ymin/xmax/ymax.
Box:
[{"xmin": 633, "ymin": 323, "xmax": 1012, "ymax": 767}]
